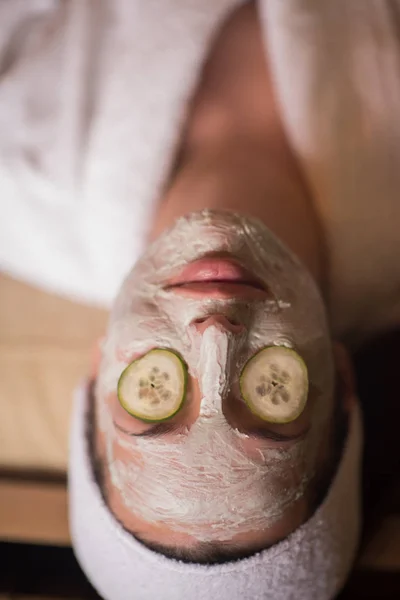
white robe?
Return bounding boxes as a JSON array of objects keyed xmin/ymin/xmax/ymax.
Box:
[{"xmin": 0, "ymin": 0, "xmax": 399, "ymax": 341}]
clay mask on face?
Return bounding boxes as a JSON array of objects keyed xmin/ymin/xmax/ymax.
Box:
[{"xmin": 96, "ymin": 210, "xmax": 334, "ymax": 541}]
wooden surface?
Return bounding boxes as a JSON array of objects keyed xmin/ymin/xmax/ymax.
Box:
[
  {"xmin": 0, "ymin": 273, "xmax": 107, "ymax": 472},
  {"xmin": 0, "ymin": 480, "xmax": 69, "ymax": 546}
]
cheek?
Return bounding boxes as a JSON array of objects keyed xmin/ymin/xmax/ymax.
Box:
[{"xmin": 115, "ymin": 347, "xmax": 154, "ymax": 363}]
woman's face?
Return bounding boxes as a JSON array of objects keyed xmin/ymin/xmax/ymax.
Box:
[{"xmin": 95, "ymin": 210, "xmax": 335, "ymax": 547}]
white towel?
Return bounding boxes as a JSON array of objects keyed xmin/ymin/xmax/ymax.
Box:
[
  {"xmin": 0, "ymin": 0, "xmax": 243, "ymax": 306},
  {"xmin": 1, "ymin": 0, "xmax": 400, "ymax": 336},
  {"xmin": 69, "ymin": 382, "xmax": 362, "ymax": 600}
]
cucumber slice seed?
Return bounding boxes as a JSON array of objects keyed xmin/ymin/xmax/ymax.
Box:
[
  {"xmin": 117, "ymin": 349, "xmax": 187, "ymax": 422},
  {"xmin": 240, "ymin": 346, "xmax": 308, "ymax": 423}
]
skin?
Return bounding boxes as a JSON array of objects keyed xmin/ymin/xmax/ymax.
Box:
[
  {"xmin": 94, "ymin": 2, "xmax": 354, "ymax": 553},
  {"xmin": 149, "ymin": 2, "xmax": 326, "ymax": 289}
]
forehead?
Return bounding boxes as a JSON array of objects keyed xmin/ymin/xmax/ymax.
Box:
[{"xmin": 101, "ymin": 404, "xmax": 310, "ymax": 543}]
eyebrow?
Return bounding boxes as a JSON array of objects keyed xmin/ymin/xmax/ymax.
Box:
[
  {"xmin": 245, "ymin": 427, "xmax": 308, "ymax": 443},
  {"xmin": 114, "ymin": 420, "xmax": 307, "ymax": 442},
  {"xmin": 114, "ymin": 421, "xmax": 185, "ymax": 438}
]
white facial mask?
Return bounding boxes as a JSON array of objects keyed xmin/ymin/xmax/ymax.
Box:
[{"xmin": 96, "ymin": 210, "xmax": 334, "ymax": 541}]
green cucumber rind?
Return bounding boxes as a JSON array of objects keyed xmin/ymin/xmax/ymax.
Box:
[
  {"xmin": 239, "ymin": 346, "xmax": 309, "ymax": 424},
  {"xmin": 117, "ymin": 348, "xmax": 188, "ymax": 423}
]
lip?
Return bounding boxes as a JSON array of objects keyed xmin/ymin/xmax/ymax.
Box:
[{"xmin": 165, "ymin": 257, "xmax": 268, "ymax": 299}]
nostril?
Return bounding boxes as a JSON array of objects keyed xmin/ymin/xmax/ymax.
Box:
[
  {"xmin": 192, "ymin": 314, "xmax": 244, "ymax": 334},
  {"xmin": 193, "ymin": 315, "xmax": 239, "ymax": 326},
  {"xmin": 193, "ymin": 317, "xmax": 208, "ymax": 325}
]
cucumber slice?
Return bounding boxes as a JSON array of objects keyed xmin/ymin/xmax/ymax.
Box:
[
  {"xmin": 240, "ymin": 346, "xmax": 308, "ymax": 424},
  {"xmin": 117, "ymin": 349, "xmax": 187, "ymax": 422}
]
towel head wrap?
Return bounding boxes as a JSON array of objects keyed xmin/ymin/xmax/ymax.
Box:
[{"xmin": 69, "ymin": 383, "xmax": 362, "ymax": 600}]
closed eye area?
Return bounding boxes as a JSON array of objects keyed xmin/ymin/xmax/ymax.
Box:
[
  {"xmin": 113, "ymin": 345, "xmax": 311, "ymax": 445},
  {"xmin": 112, "ymin": 381, "xmax": 311, "ymax": 447},
  {"xmin": 116, "ymin": 347, "xmax": 189, "ymax": 424}
]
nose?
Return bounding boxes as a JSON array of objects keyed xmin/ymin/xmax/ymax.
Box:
[{"xmin": 192, "ymin": 314, "xmax": 245, "ymax": 335}]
